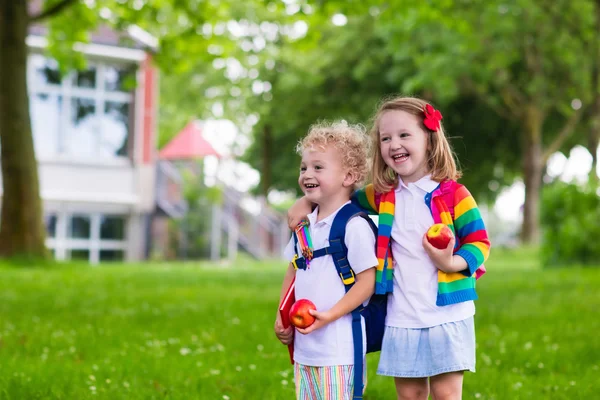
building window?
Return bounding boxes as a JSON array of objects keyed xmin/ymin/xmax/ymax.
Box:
[
  {"xmin": 30, "ymin": 93, "xmax": 62, "ymax": 155},
  {"xmin": 105, "ymin": 65, "xmax": 132, "ymax": 91},
  {"xmin": 100, "ymin": 215, "xmax": 126, "ymax": 240},
  {"xmin": 69, "ymin": 215, "xmax": 91, "ymax": 239},
  {"xmin": 32, "ymin": 56, "xmax": 61, "ymax": 86},
  {"xmin": 46, "ymin": 213, "xmax": 128, "ymax": 264},
  {"xmin": 28, "ymin": 54, "xmax": 135, "ymax": 160},
  {"xmin": 45, "ymin": 214, "xmax": 57, "ymax": 238},
  {"xmin": 99, "ymin": 249, "xmax": 125, "ymax": 262},
  {"xmin": 68, "ymin": 249, "xmax": 91, "ymax": 261},
  {"xmin": 103, "ymin": 101, "xmax": 129, "ymax": 157},
  {"xmin": 76, "ymin": 66, "xmax": 97, "ymax": 89}
]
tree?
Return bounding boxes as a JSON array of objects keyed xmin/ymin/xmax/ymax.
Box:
[
  {"xmin": 584, "ymin": 0, "xmax": 600, "ymax": 184},
  {"xmin": 0, "ymin": 0, "xmax": 47, "ymax": 258}
]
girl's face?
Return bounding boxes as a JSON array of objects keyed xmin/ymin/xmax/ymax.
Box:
[{"xmin": 379, "ymin": 110, "xmax": 430, "ymax": 184}]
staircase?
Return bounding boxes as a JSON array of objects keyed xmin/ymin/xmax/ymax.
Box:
[
  {"xmin": 214, "ymin": 188, "xmax": 289, "ymax": 260},
  {"xmin": 155, "ymin": 160, "xmax": 288, "ymax": 261},
  {"xmin": 155, "ymin": 161, "xmax": 187, "ymax": 218}
]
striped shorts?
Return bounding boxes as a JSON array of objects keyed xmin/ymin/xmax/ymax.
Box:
[{"xmin": 294, "ymin": 362, "xmax": 367, "ymax": 400}]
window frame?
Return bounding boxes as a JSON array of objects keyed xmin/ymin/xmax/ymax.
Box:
[
  {"xmin": 45, "ymin": 212, "xmax": 129, "ymax": 264},
  {"xmin": 27, "ymin": 53, "xmax": 134, "ymax": 163}
]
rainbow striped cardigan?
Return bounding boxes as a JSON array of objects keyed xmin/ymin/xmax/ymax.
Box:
[{"xmin": 352, "ymin": 179, "xmax": 491, "ymax": 306}]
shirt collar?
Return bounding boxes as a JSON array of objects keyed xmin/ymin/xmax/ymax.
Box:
[
  {"xmin": 307, "ymin": 201, "xmax": 351, "ymax": 227},
  {"xmin": 396, "ymin": 175, "xmax": 439, "ymax": 193}
]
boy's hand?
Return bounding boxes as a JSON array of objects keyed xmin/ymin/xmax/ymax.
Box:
[
  {"xmin": 422, "ymin": 234, "xmax": 456, "ymax": 273},
  {"xmin": 287, "ymin": 197, "xmax": 313, "ymax": 230},
  {"xmin": 296, "ymin": 309, "xmax": 334, "ymax": 335},
  {"xmin": 274, "ymin": 314, "xmax": 294, "ymax": 345}
]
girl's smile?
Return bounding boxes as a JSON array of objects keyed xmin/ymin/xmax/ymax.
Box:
[{"xmin": 391, "ymin": 152, "xmax": 409, "ymax": 163}]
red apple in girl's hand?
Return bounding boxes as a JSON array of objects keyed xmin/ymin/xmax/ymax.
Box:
[
  {"xmin": 289, "ymin": 299, "xmax": 317, "ymax": 328},
  {"xmin": 426, "ymin": 223, "xmax": 454, "ymax": 249}
]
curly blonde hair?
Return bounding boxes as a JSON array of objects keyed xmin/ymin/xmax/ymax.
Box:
[
  {"xmin": 296, "ymin": 121, "xmax": 371, "ymax": 191},
  {"xmin": 370, "ymin": 96, "xmax": 462, "ymax": 193}
]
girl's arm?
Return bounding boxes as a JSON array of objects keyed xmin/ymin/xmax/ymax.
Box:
[
  {"xmin": 287, "ymin": 197, "xmax": 313, "ymax": 230},
  {"xmin": 295, "ymin": 267, "xmax": 376, "ymax": 335},
  {"xmin": 452, "ymin": 185, "xmax": 491, "ymax": 276},
  {"xmin": 351, "ymin": 184, "xmax": 379, "ymax": 215}
]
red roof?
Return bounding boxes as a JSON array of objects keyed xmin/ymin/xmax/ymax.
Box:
[{"xmin": 159, "ymin": 121, "xmax": 221, "ymax": 160}]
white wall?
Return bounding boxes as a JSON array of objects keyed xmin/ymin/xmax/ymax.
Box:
[
  {"xmin": 37, "ymin": 160, "xmax": 137, "ymax": 205},
  {"xmin": 18, "ymin": 160, "xmax": 156, "ymax": 212}
]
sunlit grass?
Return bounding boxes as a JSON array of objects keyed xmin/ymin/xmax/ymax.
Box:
[{"xmin": 0, "ymin": 249, "xmax": 598, "ymax": 399}]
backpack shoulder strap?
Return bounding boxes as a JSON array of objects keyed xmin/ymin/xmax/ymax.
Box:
[
  {"xmin": 328, "ymin": 203, "xmax": 369, "ymax": 289},
  {"xmin": 291, "ymin": 204, "xmax": 371, "ymax": 271},
  {"xmin": 328, "ymin": 202, "xmax": 375, "ymax": 399}
]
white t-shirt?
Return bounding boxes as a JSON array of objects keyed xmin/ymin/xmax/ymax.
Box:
[
  {"xmin": 284, "ymin": 202, "xmax": 378, "ymax": 366},
  {"xmin": 386, "ymin": 176, "xmax": 475, "ymax": 329}
]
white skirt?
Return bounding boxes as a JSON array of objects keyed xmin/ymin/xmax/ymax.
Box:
[{"xmin": 377, "ymin": 317, "xmax": 476, "ymax": 378}]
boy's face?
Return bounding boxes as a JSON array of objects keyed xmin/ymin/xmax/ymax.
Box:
[{"xmin": 298, "ymin": 145, "xmax": 352, "ymax": 206}]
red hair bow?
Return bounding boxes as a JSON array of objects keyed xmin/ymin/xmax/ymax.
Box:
[{"xmin": 423, "ymin": 104, "xmax": 443, "ymax": 132}]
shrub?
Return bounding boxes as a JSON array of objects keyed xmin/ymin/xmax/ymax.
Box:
[{"xmin": 540, "ymin": 182, "xmax": 600, "ymax": 266}]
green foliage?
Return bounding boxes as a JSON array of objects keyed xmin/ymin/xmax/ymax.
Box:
[
  {"xmin": 0, "ymin": 252, "xmax": 599, "ymax": 398},
  {"xmin": 172, "ymin": 167, "xmax": 223, "ymax": 259},
  {"xmin": 154, "ymin": 2, "xmax": 316, "ymax": 148},
  {"xmin": 372, "ymin": 0, "xmax": 594, "ymax": 114},
  {"xmin": 541, "ymin": 182, "xmax": 600, "ymax": 266},
  {"xmin": 253, "ymin": 2, "xmax": 594, "ymax": 194},
  {"xmin": 45, "ymin": 2, "xmax": 97, "ymax": 73},
  {"xmin": 238, "ymin": 11, "xmax": 520, "ymax": 201},
  {"xmin": 442, "ymin": 96, "xmax": 521, "ymax": 204}
]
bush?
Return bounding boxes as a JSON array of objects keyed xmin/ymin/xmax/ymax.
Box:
[{"xmin": 540, "ymin": 182, "xmax": 600, "ymax": 266}]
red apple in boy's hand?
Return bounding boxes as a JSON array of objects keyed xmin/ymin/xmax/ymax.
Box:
[
  {"xmin": 426, "ymin": 223, "xmax": 454, "ymax": 249},
  {"xmin": 289, "ymin": 299, "xmax": 317, "ymax": 329}
]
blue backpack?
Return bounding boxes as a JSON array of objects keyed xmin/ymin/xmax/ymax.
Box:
[{"xmin": 292, "ymin": 203, "xmax": 388, "ymax": 399}]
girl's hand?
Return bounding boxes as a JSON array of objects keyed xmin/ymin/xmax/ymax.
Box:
[
  {"xmin": 296, "ymin": 309, "xmax": 334, "ymax": 335},
  {"xmin": 422, "ymin": 234, "xmax": 456, "ymax": 273},
  {"xmin": 287, "ymin": 197, "xmax": 313, "ymax": 230},
  {"xmin": 274, "ymin": 314, "xmax": 294, "ymax": 345}
]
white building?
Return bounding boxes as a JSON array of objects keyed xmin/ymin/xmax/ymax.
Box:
[{"xmin": 23, "ymin": 25, "xmax": 159, "ymax": 264}]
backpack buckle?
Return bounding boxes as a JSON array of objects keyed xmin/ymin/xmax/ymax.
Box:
[
  {"xmin": 291, "ymin": 254, "xmax": 299, "ymax": 270},
  {"xmin": 340, "ymin": 270, "xmax": 355, "ymax": 285}
]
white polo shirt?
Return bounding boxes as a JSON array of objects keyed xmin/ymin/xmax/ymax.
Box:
[
  {"xmin": 284, "ymin": 202, "xmax": 378, "ymax": 366},
  {"xmin": 386, "ymin": 176, "xmax": 475, "ymax": 329}
]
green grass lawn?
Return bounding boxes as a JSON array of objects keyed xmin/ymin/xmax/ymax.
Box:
[{"xmin": 0, "ymin": 248, "xmax": 598, "ymax": 399}]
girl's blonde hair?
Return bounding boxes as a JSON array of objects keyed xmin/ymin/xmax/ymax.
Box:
[
  {"xmin": 369, "ymin": 96, "xmax": 461, "ymax": 193},
  {"xmin": 296, "ymin": 121, "xmax": 371, "ymax": 191}
]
